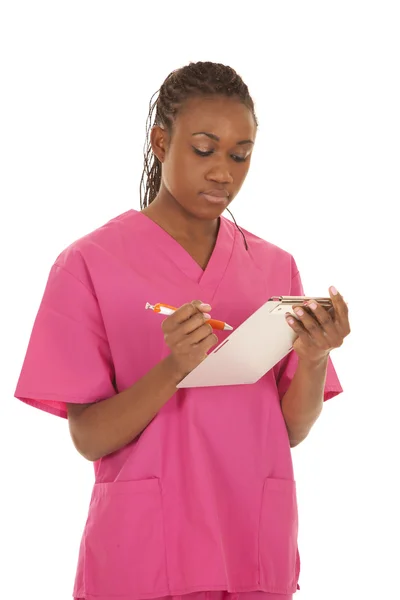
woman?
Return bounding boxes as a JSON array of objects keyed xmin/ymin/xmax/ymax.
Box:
[{"xmin": 15, "ymin": 61, "xmax": 350, "ymax": 600}]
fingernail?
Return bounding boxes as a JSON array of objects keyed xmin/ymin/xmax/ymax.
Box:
[
  {"xmin": 203, "ymin": 313, "xmax": 211, "ymax": 320},
  {"xmin": 294, "ymin": 308, "xmax": 304, "ymax": 316},
  {"xmin": 308, "ymin": 301, "xmax": 317, "ymax": 310},
  {"xmin": 330, "ymin": 286, "xmax": 338, "ymax": 296},
  {"xmin": 200, "ymin": 303, "xmax": 212, "ymax": 310},
  {"xmin": 286, "ymin": 316, "xmax": 295, "ymax": 325}
]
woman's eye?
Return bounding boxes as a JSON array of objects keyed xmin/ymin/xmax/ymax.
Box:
[
  {"xmin": 192, "ymin": 147, "xmax": 248, "ymax": 162},
  {"xmin": 192, "ymin": 147, "xmax": 213, "ymax": 157}
]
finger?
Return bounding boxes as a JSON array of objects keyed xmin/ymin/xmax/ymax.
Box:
[
  {"xmin": 191, "ymin": 299, "xmax": 212, "ymax": 313},
  {"xmin": 163, "ymin": 300, "xmax": 211, "ymax": 332},
  {"xmin": 327, "ymin": 306, "xmax": 336, "ymax": 320},
  {"xmin": 189, "ymin": 323, "xmax": 217, "ymax": 346},
  {"xmin": 169, "ymin": 322, "xmax": 214, "ymax": 349},
  {"xmin": 329, "ymin": 286, "xmax": 350, "ymax": 330},
  {"xmin": 195, "ymin": 329, "xmax": 219, "ymax": 353},
  {"xmin": 285, "ymin": 312, "xmax": 309, "ymax": 339},
  {"xmin": 291, "ymin": 305, "xmax": 326, "ymax": 342},
  {"xmin": 169, "ymin": 312, "xmax": 210, "ymax": 343},
  {"xmin": 303, "ymin": 300, "xmax": 336, "ymax": 335}
]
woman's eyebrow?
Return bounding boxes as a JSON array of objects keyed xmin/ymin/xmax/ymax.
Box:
[{"xmin": 192, "ymin": 132, "xmax": 254, "ymax": 145}]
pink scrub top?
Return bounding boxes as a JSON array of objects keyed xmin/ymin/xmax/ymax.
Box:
[{"xmin": 15, "ymin": 210, "xmax": 343, "ymax": 600}]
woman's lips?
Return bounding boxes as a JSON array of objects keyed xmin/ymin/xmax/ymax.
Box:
[{"xmin": 200, "ymin": 191, "xmax": 229, "ymax": 204}]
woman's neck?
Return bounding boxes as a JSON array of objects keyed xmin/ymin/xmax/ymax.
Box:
[{"xmin": 141, "ymin": 191, "xmax": 220, "ymax": 244}]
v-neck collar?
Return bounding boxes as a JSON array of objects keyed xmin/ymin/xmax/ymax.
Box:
[{"xmin": 132, "ymin": 210, "xmax": 235, "ymax": 292}]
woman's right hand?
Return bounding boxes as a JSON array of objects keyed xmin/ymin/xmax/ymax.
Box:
[{"xmin": 162, "ymin": 300, "xmax": 219, "ymax": 380}]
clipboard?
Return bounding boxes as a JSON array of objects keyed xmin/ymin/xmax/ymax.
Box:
[{"xmin": 176, "ymin": 296, "xmax": 332, "ymax": 388}]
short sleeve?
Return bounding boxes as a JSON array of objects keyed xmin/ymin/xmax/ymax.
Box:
[
  {"xmin": 14, "ymin": 262, "xmax": 116, "ymax": 419},
  {"xmin": 273, "ymin": 262, "xmax": 343, "ymax": 402}
]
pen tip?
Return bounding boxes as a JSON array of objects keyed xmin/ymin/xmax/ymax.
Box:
[{"xmin": 225, "ymin": 324, "xmax": 233, "ymax": 331}]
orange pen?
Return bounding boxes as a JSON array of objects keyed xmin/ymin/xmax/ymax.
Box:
[{"xmin": 145, "ymin": 303, "xmax": 233, "ymax": 331}]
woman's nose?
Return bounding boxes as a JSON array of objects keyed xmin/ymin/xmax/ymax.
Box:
[{"xmin": 205, "ymin": 163, "xmax": 234, "ymax": 184}]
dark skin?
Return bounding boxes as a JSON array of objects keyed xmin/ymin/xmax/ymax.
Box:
[
  {"xmin": 67, "ymin": 95, "xmax": 350, "ymax": 459},
  {"xmin": 142, "ymin": 95, "xmax": 257, "ymax": 269}
]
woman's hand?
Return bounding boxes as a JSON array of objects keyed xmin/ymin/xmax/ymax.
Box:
[
  {"xmin": 162, "ymin": 300, "xmax": 218, "ymax": 380},
  {"xmin": 285, "ymin": 286, "xmax": 350, "ymax": 365}
]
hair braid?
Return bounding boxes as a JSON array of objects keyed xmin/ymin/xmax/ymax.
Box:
[{"xmin": 140, "ymin": 61, "xmax": 257, "ymax": 209}]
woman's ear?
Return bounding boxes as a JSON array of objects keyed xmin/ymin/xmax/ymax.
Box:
[{"xmin": 150, "ymin": 126, "xmax": 169, "ymax": 163}]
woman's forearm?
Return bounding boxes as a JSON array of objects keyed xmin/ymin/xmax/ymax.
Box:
[
  {"xmin": 67, "ymin": 355, "xmax": 183, "ymax": 461},
  {"xmin": 281, "ymin": 356, "xmax": 329, "ymax": 447}
]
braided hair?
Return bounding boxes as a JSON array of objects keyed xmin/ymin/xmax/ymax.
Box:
[{"xmin": 139, "ymin": 61, "xmax": 257, "ymax": 250}]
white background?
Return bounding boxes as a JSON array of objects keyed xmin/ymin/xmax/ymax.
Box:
[{"xmin": 1, "ymin": 1, "xmax": 399, "ymax": 599}]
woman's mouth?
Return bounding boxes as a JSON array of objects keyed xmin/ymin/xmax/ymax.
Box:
[{"xmin": 200, "ymin": 190, "xmax": 229, "ymax": 204}]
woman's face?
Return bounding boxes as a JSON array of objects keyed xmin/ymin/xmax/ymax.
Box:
[{"xmin": 151, "ymin": 95, "xmax": 257, "ymax": 220}]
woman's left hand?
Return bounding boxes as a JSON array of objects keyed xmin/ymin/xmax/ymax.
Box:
[{"xmin": 286, "ymin": 286, "xmax": 350, "ymax": 365}]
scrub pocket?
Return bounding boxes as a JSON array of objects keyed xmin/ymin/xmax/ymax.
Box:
[
  {"xmin": 83, "ymin": 478, "xmax": 169, "ymax": 597},
  {"xmin": 258, "ymin": 478, "xmax": 300, "ymax": 594}
]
